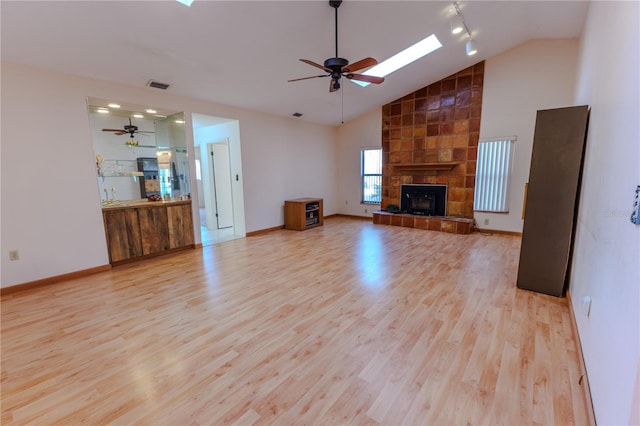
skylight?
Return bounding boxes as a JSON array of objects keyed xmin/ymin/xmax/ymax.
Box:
[{"xmin": 352, "ymin": 34, "xmax": 442, "ymax": 87}]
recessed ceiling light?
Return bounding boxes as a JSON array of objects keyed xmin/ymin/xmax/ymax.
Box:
[
  {"xmin": 146, "ymin": 109, "xmax": 157, "ymax": 114},
  {"xmin": 133, "ymin": 113, "xmax": 144, "ymax": 118},
  {"xmin": 352, "ymin": 34, "xmax": 442, "ymax": 87},
  {"xmin": 108, "ymin": 103, "xmax": 120, "ymax": 108},
  {"xmin": 175, "ymin": 119, "xmax": 185, "ymax": 124},
  {"xmin": 97, "ymin": 108, "xmax": 109, "ymax": 114}
]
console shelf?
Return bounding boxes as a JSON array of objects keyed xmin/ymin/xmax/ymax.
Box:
[{"xmin": 284, "ymin": 198, "xmax": 323, "ymax": 231}]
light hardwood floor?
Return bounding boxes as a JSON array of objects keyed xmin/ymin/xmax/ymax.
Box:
[{"xmin": 1, "ymin": 217, "xmax": 592, "ymax": 425}]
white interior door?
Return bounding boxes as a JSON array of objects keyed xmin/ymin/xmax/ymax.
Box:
[{"xmin": 209, "ymin": 142, "xmax": 233, "ymax": 229}]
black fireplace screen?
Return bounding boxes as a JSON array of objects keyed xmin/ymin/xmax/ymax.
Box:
[{"xmin": 400, "ymin": 184, "xmax": 447, "ymax": 216}]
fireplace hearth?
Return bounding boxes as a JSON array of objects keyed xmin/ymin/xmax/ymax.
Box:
[{"xmin": 401, "ymin": 184, "xmax": 447, "ymax": 216}]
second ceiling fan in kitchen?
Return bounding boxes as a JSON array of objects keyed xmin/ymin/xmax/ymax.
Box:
[
  {"xmin": 102, "ymin": 117, "xmax": 155, "ymax": 139},
  {"xmin": 288, "ymin": 0, "xmax": 384, "ymax": 92}
]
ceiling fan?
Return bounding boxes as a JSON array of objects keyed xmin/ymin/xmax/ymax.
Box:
[
  {"xmin": 102, "ymin": 118, "xmax": 155, "ymax": 138},
  {"xmin": 288, "ymin": 0, "xmax": 384, "ymax": 92}
]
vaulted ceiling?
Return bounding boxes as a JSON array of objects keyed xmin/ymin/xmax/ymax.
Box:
[{"xmin": 1, "ymin": 1, "xmax": 588, "ymax": 126}]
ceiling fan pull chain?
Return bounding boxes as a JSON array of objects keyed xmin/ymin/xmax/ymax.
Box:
[{"xmin": 341, "ymin": 82, "xmax": 344, "ymax": 124}]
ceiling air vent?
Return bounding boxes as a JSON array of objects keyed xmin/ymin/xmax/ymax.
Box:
[{"xmin": 146, "ymin": 79, "xmax": 171, "ymax": 90}]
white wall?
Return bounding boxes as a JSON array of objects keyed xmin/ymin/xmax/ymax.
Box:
[
  {"xmin": 1, "ymin": 61, "xmax": 337, "ymax": 287},
  {"xmin": 570, "ymin": 1, "xmax": 640, "ymax": 424},
  {"xmin": 238, "ymin": 116, "xmax": 338, "ymax": 230},
  {"xmin": 336, "ymin": 108, "xmax": 382, "ymax": 217},
  {"xmin": 477, "ymin": 39, "xmax": 579, "ymax": 233}
]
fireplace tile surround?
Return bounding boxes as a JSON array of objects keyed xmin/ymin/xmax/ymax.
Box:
[
  {"xmin": 375, "ymin": 61, "xmax": 484, "ymax": 234},
  {"xmin": 381, "ymin": 61, "xmax": 484, "ymax": 218},
  {"xmin": 372, "ymin": 211, "xmax": 474, "ymax": 235}
]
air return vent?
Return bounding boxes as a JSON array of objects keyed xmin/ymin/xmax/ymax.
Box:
[{"xmin": 146, "ymin": 79, "xmax": 171, "ymax": 90}]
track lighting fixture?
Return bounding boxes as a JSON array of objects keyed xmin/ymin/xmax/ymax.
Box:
[
  {"xmin": 450, "ymin": 2, "xmax": 478, "ymax": 56},
  {"xmin": 466, "ymin": 39, "xmax": 478, "ymax": 56},
  {"xmin": 451, "ymin": 14, "xmax": 464, "ymax": 35}
]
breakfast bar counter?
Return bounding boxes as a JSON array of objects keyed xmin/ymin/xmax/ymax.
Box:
[{"xmin": 101, "ymin": 198, "xmax": 195, "ymax": 265}]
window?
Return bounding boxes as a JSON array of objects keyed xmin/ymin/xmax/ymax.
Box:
[
  {"xmin": 474, "ymin": 138, "xmax": 515, "ymax": 212},
  {"xmin": 361, "ymin": 148, "xmax": 382, "ymax": 204}
]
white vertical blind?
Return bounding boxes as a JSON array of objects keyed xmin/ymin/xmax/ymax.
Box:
[{"xmin": 474, "ymin": 138, "xmax": 515, "ymax": 212}]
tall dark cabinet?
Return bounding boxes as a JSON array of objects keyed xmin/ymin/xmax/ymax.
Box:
[{"xmin": 516, "ymin": 106, "xmax": 590, "ymax": 297}]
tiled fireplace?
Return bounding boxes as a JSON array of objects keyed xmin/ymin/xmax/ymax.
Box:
[{"xmin": 373, "ymin": 61, "xmax": 484, "ymax": 235}]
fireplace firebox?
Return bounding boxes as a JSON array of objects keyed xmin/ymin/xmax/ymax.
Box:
[{"xmin": 401, "ymin": 184, "xmax": 447, "ymax": 216}]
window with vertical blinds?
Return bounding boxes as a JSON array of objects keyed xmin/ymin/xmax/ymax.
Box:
[{"xmin": 473, "ymin": 138, "xmax": 515, "ymax": 212}]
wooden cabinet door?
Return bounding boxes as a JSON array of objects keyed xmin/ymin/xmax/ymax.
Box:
[
  {"xmin": 103, "ymin": 209, "xmax": 142, "ymax": 263},
  {"xmin": 138, "ymin": 207, "xmax": 169, "ymax": 255},
  {"xmin": 167, "ymin": 204, "xmax": 194, "ymax": 248}
]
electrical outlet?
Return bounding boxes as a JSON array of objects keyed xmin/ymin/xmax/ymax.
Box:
[
  {"xmin": 9, "ymin": 250, "xmax": 19, "ymax": 261},
  {"xmin": 483, "ymin": 219, "xmax": 489, "ymax": 225}
]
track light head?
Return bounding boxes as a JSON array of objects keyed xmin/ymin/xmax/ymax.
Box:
[
  {"xmin": 451, "ymin": 14, "xmax": 464, "ymax": 35},
  {"xmin": 466, "ymin": 38, "xmax": 478, "ymax": 56}
]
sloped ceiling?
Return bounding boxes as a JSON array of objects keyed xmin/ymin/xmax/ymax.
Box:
[{"xmin": 1, "ymin": 1, "xmax": 588, "ymax": 126}]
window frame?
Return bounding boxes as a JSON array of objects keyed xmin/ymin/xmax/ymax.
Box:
[
  {"xmin": 361, "ymin": 147, "xmax": 382, "ymax": 205},
  {"xmin": 473, "ymin": 137, "xmax": 516, "ymax": 213}
]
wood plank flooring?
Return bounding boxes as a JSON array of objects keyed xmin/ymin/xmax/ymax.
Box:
[{"xmin": 1, "ymin": 217, "xmax": 592, "ymax": 425}]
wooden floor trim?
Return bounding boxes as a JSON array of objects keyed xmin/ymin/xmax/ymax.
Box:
[
  {"xmin": 333, "ymin": 214, "xmax": 372, "ymax": 221},
  {"xmin": 246, "ymin": 225, "xmax": 284, "ymax": 237},
  {"xmin": 246, "ymin": 214, "xmax": 368, "ymax": 237},
  {"xmin": 1, "ymin": 264, "xmax": 112, "ymax": 296},
  {"xmin": 566, "ymin": 290, "xmax": 597, "ymax": 425},
  {"xmin": 474, "ymin": 227, "xmax": 523, "ymax": 237}
]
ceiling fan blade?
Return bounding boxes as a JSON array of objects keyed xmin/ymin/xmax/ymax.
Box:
[
  {"xmin": 346, "ymin": 74, "xmax": 385, "ymax": 84},
  {"xmin": 136, "ymin": 131, "xmax": 155, "ymax": 134},
  {"xmin": 288, "ymin": 75, "xmax": 329, "ymax": 82},
  {"xmin": 102, "ymin": 128, "xmax": 124, "ymax": 132},
  {"xmin": 342, "ymin": 57, "xmax": 377, "ymax": 73},
  {"xmin": 300, "ymin": 59, "xmax": 331, "ymax": 72}
]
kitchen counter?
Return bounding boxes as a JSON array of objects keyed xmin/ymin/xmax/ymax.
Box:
[
  {"xmin": 101, "ymin": 198, "xmax": 194, "ymax": 264},
  {"xmin": 101, "ymin": 198, "xmax": 191, "ymax": 211}
]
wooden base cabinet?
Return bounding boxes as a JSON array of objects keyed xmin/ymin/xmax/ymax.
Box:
[
  {"xmin": 103, "ymin": 201, "xmax": 194, "ymax": 265},
  {"xmin": 102, "ymin": 209, "xmax": 143, "ymax": 263},
  {"xmin": 284, "ymin": 198, "xmax": 323, "ymax": 231},
  {"xmin": 168, "ymin": 204, "xmax": 195, "ymax": 248}
]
